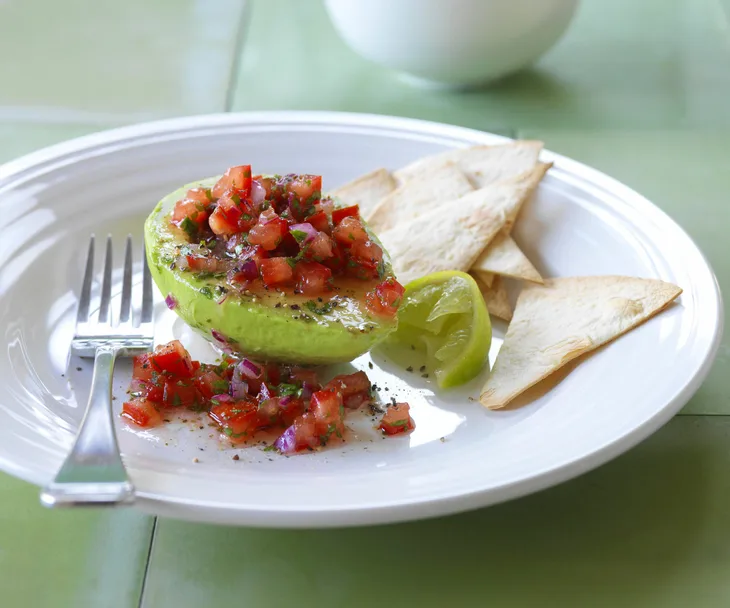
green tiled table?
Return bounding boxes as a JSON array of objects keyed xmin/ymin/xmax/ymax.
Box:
[{"xmin": 1, "ymin": 1, "xmax": 728, "ymax": 606}]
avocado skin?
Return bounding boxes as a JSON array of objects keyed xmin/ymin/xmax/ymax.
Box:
[{"xmin": 144, "ymin": 177, "xmax": 398, "ymax": 364}]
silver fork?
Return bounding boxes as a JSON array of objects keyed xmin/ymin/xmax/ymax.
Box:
[{"xmin": 40, "ymin": 234, "xmax": 155, "ymax": 507}]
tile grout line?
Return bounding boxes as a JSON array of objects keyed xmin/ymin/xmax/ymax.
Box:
[
  {"xmin": 224, "ymin": 0, "xmax": 254, "ymax": 113},
  {"xmin": 137, "ymin": 516, "xmax": 159, "ymax": 608}
]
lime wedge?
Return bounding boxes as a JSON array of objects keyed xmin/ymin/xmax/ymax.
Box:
[{"xmin": 388, "ymin": 271, "xmax": 491, "ymax": 388}]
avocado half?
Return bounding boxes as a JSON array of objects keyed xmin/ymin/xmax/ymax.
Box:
[{"xmin": 144, "ymin": 177, "xmax": 399, "ymax": 365}]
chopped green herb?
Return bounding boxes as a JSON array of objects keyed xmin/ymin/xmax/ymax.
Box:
[
  {"xmin": 291, "ymin": 229, "xmax": 307, "ymax": 243},
  {"xmin": 263, "ymin": 444, "xmax": 278, "ymax": 452},
  {"xmin": 286, "ymin": 258, "xmax": 297, "ymax": 269},
  {"xmin": 200, "ymin": 286, "xmax": 213, "ymax": 299},
  {"xmin": 305, "ymin": 300, "xmax": 334, "ymax": 315},
  {"xmin": 179, "ymin": 217, "xmax": 197, "ymax": 237},
  {"xmin": 277, "ymin": 383, "xmax": 302, "ymax": 397}
]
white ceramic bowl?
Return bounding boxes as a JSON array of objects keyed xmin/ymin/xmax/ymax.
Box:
[{"xmin": 324, "ymin": 0, "xmax": 579, "ymax": 87}]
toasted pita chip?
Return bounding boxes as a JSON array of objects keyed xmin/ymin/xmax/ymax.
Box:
[
  {"xmin": 472, "ymin": 272, "xmax": 512, "ymax": 321},
  {"xmin": 480, "ymin": 276, "xmax": 683, "ymax": 409},
  {"xmin": 394, "ymin": 141, "xmax": 544, "ymax": 189},
  {"xmin": 366, "ymin": 161, "xmax": 473, "ymax": 232},
  {"xmin": 331, "ymin": 168, "xmax": 396, "ymax": 217},
  {"xmin": 471, "ymin": 232, "xmax": 543, "ymax": 283},
  {"xmin": 378, "ymin": 184, "xmax": 525, "ymax": 285}
]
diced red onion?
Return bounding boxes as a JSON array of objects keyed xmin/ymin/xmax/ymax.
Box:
[
  {"xmin": 211, "ymin": 393, "xmax": 232, "ymax": 403},
  {"xmin": 229, "ymin": 379, "xmax": 249, "ymax": 399},
  {"xmin": 238, "ymin": 259, "xmax": 259, "ymax": 280},
  {"xmin": 216, "ymin": 292, "xmax": 228, "ymax": 305},
  {"xmin": 176, "ymin": 255, "xmax": 189, "ymax": 270},
  {"xmin": 279, "ymin": 395, "xmax": 293, "ymax": 406},
  {"xmin": 300, "ymin": 382, "xmax": 316, "ymax": 400},
  {"xmin": 238, "ymin": 358, "xmax": 261, "ymax": 379},
  {"xmin": 289, "ymin": 222, "xmax": 316, "ymax": 244},
  {"xmin": 164, "ymin": 293, "xmax": 178, "ymax": 309},
  {"xmin": 251, "ymin": 180, "xmax": 267, "ymax": 206},
  {"xmin": 211, "ymin": 329, "xmax": 227, "ymax": 343},
  {"xmin": 257, "ymin": 382, "xmax": 272, "ymax": 402},
  {"xmin": 274, "ymin": 425, "xmax": 296, "ymax": 454}
]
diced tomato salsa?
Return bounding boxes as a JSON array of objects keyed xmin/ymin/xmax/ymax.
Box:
[
  {"xmin": 123, "ymin": 341, "xmax": 413, "ymax": 453},
  {"xmin": 169, "ymin": 165, "xmax": 403, "ymax": 317}
]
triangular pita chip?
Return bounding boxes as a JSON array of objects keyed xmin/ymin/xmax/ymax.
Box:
[
  {"xmin": 471, "ymin": 232, "xmax": 543, "ymax": 283},
  {"xmin": 378, "ymin": 185, "xmax": 524, "ymax": 285},
  {"xmin": 480, "ymin": 276, "xmax": 683, "ymax": 409},
  {"xmin": 472, "ymin": 272, "xmax": 512, "ymax": 321},
  {"xmin": 366, "ymin": 161, "xmax": 473, "ymax": 231},
  {"xmin": 331, "ymin": 168, "xmax": 396, "ymax": 217},
  {"xmin": 394, "ymin": 141, "xmax": 544, "ymax": 189}
]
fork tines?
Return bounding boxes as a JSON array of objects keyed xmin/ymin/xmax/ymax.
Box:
[{"xmin": 76, "ymin": 234, "xmax": 153, "ymax": 329}]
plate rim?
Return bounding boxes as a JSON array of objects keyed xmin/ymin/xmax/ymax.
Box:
[{"xmin": 0, "ymin": 111, "xmax": 724, "ymax": 527}]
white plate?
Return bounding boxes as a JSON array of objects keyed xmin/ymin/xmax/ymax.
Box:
[{"xmin": 0, "ymin": 112, "xmax": 722, "ymax": 527}]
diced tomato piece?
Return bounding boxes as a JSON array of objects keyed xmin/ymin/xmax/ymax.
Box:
[
  {"xmin": 294, "ymin": 261, "xmax": 332, "ymax": 296},
  {"xmin": 326, "ymin": 370, "xmax": 371, "ymax": 409},
  {"xmin": 307, "ymin": 211, "xmax": 330, "ymax": 233},
  {"xmin": 209, "ymin": 205, "xmax": 239, "ymax": 236},
  {"xmin": 304, "ymin": 232, "xmax": 334, "ymax": 262},
  {"xmin": 350, "ymin": 239, "xmax": 383, "ymax": 267},
  {"xmin": 248, "ymin": 217, "xmax": 289, "ymax": 251},
  {"xmin": 279, "ymin": 397, "xmax": 307, "ymax": 427},
  {"xmin": 132, "ymin": 353, "xmax": 155, "ymax": 382},
  {"xmin": 140, "ymin": 379, "xmax": 164, "ymax": 402},
  {"xmin": 260, "ymin": 257, "xmax": 294, "ymax": 287},
  {"xmin": 122, "ymin": 398, "xmax": 163, "ymax": 428},
  {"xmin": 333, "ymin": 216, "xmax": 368, "ymax": 246},
  {"xmin": 326, "ymin": 371, "xmax": 371, "ymax": 398},
  {"xmin": 322, "ymin": 242, "xmax": 347, "ymax": 272},
  {"xmin": 191, "ymin": 360, "xmax": 201, "ymax": 372},
  {"xmin": 379, "ymin": 402, "xmax": 415, "ymax": 435},
  {"xmin": 346, "ymin": 239, "xmax": 383, "ymax": 279},
  {"xmin": 211, "ymin": 165, "xmax": 252, "ymax": 199},
  {"xmin": 209, "ymin": 398, "xmax": 261, "ymax": 442},
  {"xmin": 289, "ymin": 367, "xmax": 320, "ymax": 388},
  {"xmin": 292, "ymin": 412, "xmax": 320, "ymax": 450},
  {"xmin": 310, "ymin": 389, "xmax": 345, "ymax": 440},
  {"xmin": 332, "ymin": 205, "xmax": 360, "ymax": 226},
  {"xmin": 148, "ymin": 340, "xmax": 194, "ymax": 378},
  {"xmin": 263, "ymin": 363, "xmax": 283, "ymax": 386},
  {"xmin": 287, "ymin": 174, "xmax": 322, "ymax": 202},
  {"xmin": 365, "ymin": 277, "xmax": 405, "ymax": 318},
  {"xmin": 163, "ymin": 379, "xmax": 201, "ymax": 408},
  {"xmin": 286, "ymin": 175, "xmax": 323, "ymax": 220},
  {"xmin": 185, "ymin": 187, "xmax": 212, "ymax": 205},
  {"xmin": 194, "ymin": 370, "xmax": 227, "ymax": 400},
  {"xmin": 171, "ymin": 200, "xmax": 208, "ymax": 233},
  {"xmin": 185, "ymin": 255, "xmax": 219, "ymax": 273}
]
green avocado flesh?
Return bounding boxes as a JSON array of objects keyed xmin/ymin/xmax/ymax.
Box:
[{"xmin": 144, "ymin": 177, "xmax": 399, "ymax": 364}]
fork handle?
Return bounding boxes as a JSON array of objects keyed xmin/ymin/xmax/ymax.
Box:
[{"xmin": 40, "ymin": 344, "xmax": 135, "ymax": 507}]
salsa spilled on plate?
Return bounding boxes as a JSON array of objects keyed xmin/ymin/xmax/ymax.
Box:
[{"xmin": 123, "ymin": 340, "xmax": 415, "ymax": 453}]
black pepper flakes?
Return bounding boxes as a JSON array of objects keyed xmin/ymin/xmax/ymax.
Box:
[
  {"xmin": 406, "ymin": 366, "xmax": 413, "ymax": 372},
  {"xmin": 232, "ymin": 454, "xmax": 240, "ymax": 461},
  {"xmin": 290, "ymin": 304, "xmax": 300, "ymax": 310},
  {"xmin": 368, "ymin": 361, "xmax": 374, "ymax": 369},
  {"xmin": 76, "ymin": 366, "xmax": 82, "ymax": 371},
  {"xmin": 421, "ymin": 373, "xmax": 429, "ymax": 378},
  {"xmin": 419, "ymin": 365, "xmax": 426, "ymax": 372}
]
